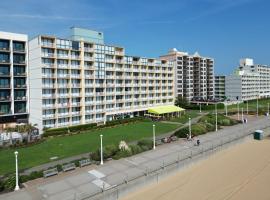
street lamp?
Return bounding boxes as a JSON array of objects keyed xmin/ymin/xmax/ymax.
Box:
[
  {"xmin": 199, "ymin": 103, "xmax": 201, "ymax": 113},
  {"xmin": 215, "ymin": 103, "xmax": 218, "ymax": 132},
  {"xmin": 246, "ymin": 99, "xmax": 249, "ymax": 115},
  {"xmin": 268, "ymin": 103, "xmax": 269, "ymax": 116},
  {"xmin": 188, "ymin": 117, "xmax": 191, "ymax": 140},
  {"xmin": 225, "ymin": 100, "xmax": 228, "ymax": 116},
  {"xmin": 241, "ymin": 107, "xmax": 244, "ymax": 123},
  {"xmin": 14, "ymin": 151, "xmax": 19, "ymax": 191},
  {"xmin": 257, "ymin": 97, "xmax": 259, "ymax": 117},
  {"xmin": 100, "ymin": 135, "xmax": 103, "ymax": 165},
  {"xmin": 153, "ymin": 124, "xmax": 156, "ymax": 150},
  {"xmin": 237, "ymin": 100, "xmax": 240, "ymax": 120}
]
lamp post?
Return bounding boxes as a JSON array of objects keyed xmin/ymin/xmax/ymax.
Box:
[
  {"xmin": 100, "ymin": 135, "xmax": 103, "ymax": 165},
  {"xmin": 14, "ymin": 151, "xmax": 19, "ymax": 191},
  {"xmin": 256, "ymin": 97, "xmax": 259, "ymax": 117},
  {"xmin": 215, "ymin": 103, "xmax": 218, "ymax": 132},
  {"xmin": 237, "ymin": 100, "xmax": 239, "ymax": 120},
  {"xmin": 188, "ymin": 117, "xmax": 191, "ymax": 140},
  {"xmin": 246, "ymin": 100, "xmax": 249, "ymax": 115},
  {"xmin": 153, "ymin": 124, "xmax": 156, "ymax": 150},
  {"xmin": 225, "ymin": 100, "xmax": 228, "ymax": 116},
  {"xmin": 268, "ymin": 103, "xmax": 270, "ymax": 116},
  {"xmin": 199, "ymin": 103, "xmax": 201, "ymax": 113},
  {"xmin": 241, "ymin": 107, "xmax": 244, "ymax": 123}
]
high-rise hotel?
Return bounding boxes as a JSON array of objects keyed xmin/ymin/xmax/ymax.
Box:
[
  {"xmin": 0, "ymin": 32, "xmax": 28, "ymax": 129},
  {"xmin": 29, "ymin": 28, "xmax": 174, "ymax": 132},
  {"xmin": 160, "ymin": 49, "xmax": 214, "ymax": 101}
]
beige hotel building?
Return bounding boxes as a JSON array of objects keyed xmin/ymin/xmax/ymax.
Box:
[{"xmin": 29, "ymin": 28, "xmax": 174, "ymax": 132}]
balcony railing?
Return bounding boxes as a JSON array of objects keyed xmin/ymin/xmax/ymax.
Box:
[
  {"xmin": 0, "ymin": 59, "xmax": 10, "ymax": 63},
  {"xmin": 0, "ymin": 47, "xmax": 9, "ymax": 51},
  {"xmin": 14, "ymin": 72, "xmax": 26, "ymax": 76},
  {"xmin": 0, "ymin": 72, "xmax": 10, "ymax": 76},
  {"xmin": 0, "ymin": 96, "xmax": 11, "ymax": 101},
  {"xmin": 14, "ymin": 96, "xmax": 27, "ymax": 101},
  {"xmin": 14, "ymin": 84, "xmax": 27, "ymax": 88}
]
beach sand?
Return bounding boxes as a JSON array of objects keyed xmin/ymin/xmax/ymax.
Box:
[{"xmin": 121, "ymin": 138, "xmax": 270, "ymax": 200}]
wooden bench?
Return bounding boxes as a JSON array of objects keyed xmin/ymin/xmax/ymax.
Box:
[
  {"xmin": 43, "ymin": 168, "xmax": 58, "ymax": 178},
  {"xmin": 79, "ymin": 159, "xmax": 91, "ymax": 167},
  {"xmin": 62, "ymin": 163, "xmax": 76, "ymax": 172}
]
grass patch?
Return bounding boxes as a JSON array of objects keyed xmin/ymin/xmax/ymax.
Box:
[
  {"xmin": 0, "ymin": 121, "xmax": 179, "ymax": 176},
  {"xmin": 169, "ymin": 110, "xmax": 200, "ymax": 124}
]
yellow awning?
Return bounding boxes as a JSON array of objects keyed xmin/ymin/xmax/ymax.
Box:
[{"xmin": 148, "ymin": 105, "xmax": 185, "ymax": 115}]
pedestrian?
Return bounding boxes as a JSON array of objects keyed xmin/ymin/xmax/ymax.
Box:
[{"xmin": 197, "ymin": 139, "xmax": 200, "ymax": 146}]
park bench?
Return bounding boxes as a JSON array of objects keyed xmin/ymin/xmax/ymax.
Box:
[
  {"xmin": 62, "ymin": 163, "xmax": 76, "ymax": 172},
  {"xmin": 79, "ymin": 159, "xmax": 92, "ymax": 167},
  {"xmin": 43, "ymin": 168, "xmax": 58, "ymax": 178}
]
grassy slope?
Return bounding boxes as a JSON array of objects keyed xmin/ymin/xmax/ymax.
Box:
[{"xmin": 0, "ymin": 121, "xmax": 179, "ymax": 175}]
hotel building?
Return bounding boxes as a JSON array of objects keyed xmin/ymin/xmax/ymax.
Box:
[
  {"xmin": 214, "ymin": 75, "xmax": 226, "ymax": 100},
  {"xmin": 0, "ymin": 31, "xmax": 28, "ymax": 129},
  {"xmin": 160, "ymin": 49, "xmax": 214, "ymax": 101},
  {"xmin": 29, "ymin": 28, "xmax": 174, "ymax": 132}
]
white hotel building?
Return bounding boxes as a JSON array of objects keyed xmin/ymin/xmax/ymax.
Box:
[{"xmin": 29, "ymin": 28, "xmax": 174, "ymax": 132}]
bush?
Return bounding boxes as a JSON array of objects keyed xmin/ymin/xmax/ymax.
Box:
[
  {"xmin": 137, "ymin": 139, "xmax": 153, "ymax": 150},
  {"xmin": 174, "ymin": 127, "xmax": 189, "ymax": 138},
  {"xmin": 130, "ymin": 145, "xmax": 144, "ymax": 155},
  {"xmin": 103, "ymin": 144, "xmax": 119, "ymax": 159},
  {"xmin": 3, "ymin": 174, "xmax": 16, "ymax": 191},
  {"xmin": 112, "ymin": 150, "xmax": 132, "ymax": 160},
  {"xmin": 0, "ymin": 179, "xmax": 4, "ymax": 192}
]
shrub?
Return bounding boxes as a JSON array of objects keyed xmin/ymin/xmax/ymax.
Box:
[
  {"xmin": 130, "ymin": 145, "xmax": 144, "ymax": 155},
  {"xmin": 0, "ymin": 179, "xmax": 4, "ymax": 192},
  {"xmin": 191, "ymin": 123, "xmax": 207, "ymax": 136},
  {"xmin": 112, "ymin": 150, "xmax": 132, "ymax": 160},
  {"xmin": 174, "ymin": 127, "xmax": 189, "ymax": 138},
  {"xmin": 3, "ymin": 174, "xmax": 16, "ymax": 191},
  {"xmin": 137, "ymin": 139, "xmax": 153, "ymax": 150},
  {"xmin": 103, "ymin": 144, "xmax": 119, "ymax": 159}
]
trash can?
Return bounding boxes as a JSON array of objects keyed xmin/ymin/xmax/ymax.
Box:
[{"xmin": 254, "ymin": 130, "xmax": 264, "ymax": 140}]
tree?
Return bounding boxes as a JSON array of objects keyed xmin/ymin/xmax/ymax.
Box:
[{"xmin": 175, "ymin": 96, "xmax": 189, "ymax": 108}]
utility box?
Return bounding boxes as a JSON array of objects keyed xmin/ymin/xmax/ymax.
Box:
[{"xmin": 254, "ymin": 130, "xmax": 264, "ymax": 140}]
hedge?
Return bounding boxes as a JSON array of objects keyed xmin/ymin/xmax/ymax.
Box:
[{"xmin": 43, "ymin": 117, "xmax": 146, "ymax": 137}]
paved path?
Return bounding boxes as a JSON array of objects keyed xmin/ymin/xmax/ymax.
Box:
[{"xmin": 1, "ymin": 115, "xmax": 269, "ymax": 200}]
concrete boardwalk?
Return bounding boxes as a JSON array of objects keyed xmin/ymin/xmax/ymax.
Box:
[{"xmin": 1, "ymin": 116, "xmax": 269, "ymax": 200}]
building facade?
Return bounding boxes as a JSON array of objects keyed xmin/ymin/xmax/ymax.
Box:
[
  {"xmin": 0, "ymin": 31, "xmax": 28, "ymax": 129},
  {"xmin": 29, "ymin": 29, "xmax": 174, "ymax": 132},
  {"xmin": 214, "ymin": 75, "xmax": 226, "ymax": 100},
  {"xmin": 226, "ymin": 58, "xmax": 270, "ymax": 101},
  {"xmin": 160, "ymin": 49, "xmax": 214, "ymax": 101}
]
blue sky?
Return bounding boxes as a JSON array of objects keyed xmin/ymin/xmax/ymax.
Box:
[{"xmin": 0, "ymin": 0, "xmax": 269, "ymax": 75}]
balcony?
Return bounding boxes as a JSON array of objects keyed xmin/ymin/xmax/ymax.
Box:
[
  {"xmin": 58, "ymin": 112, "xmax": 69, "ymax": 117},
  {"xmin": 71, "ymin": 111, "xmax": 80, "ymax": 115},
  {"xmin": 71, "ymin": 93, "xmax": 80, "ymax": 97},
  {"xmin": 0, "ymin": 47, "xmax": 9, "ymax": 52},
  {"xmin": 105, "ymin": 59, "xmax": 115, "ymax": 63},
  {"xmin": 70, "ymin": 74, "xmax": 80, "ymax": 79},
  {"xmin": 58, "ymin": 93, "xmax": 69, "ymax": 98},
  {"xmin": 84, "ymin": 47, "xmax": 94, "ymax": 52},
  {"xmin": 57, "ymin": 84, "xmax": 69, "ymax": 88},
  {"xmin": 57, "ymin": 64, "xmax": 68, "ymax": 69},
  {"xmin": 57, "ymin": 74, "xmax": 69, "ymax": 78},
  {"xmin": 14, "ymin": 84, "xmax": 27, "ymax": 89},
  {"xmin": 84, "ymin": 57, "xmax": 94, "ymax": 62},
  {"xmin": 71, "ymin": 102, "xmax": 80, "ymax": 106},
  {"xmin": 85, "ymin": 74, "xmax": 95, "ymax": 79},
  {"xmin": 41, "ymin": 42, "xmax": 54, "ymax": 48},
  {"xmin": 42, "ymin": 104, "xmax": 55, "ymax": 109},
  {"xmin": 0, "ymin": 96, "xmax": 11, "ymax": 102},
  {"xmin": 0, "ymin": 59, "xmax": 10, "ymax": 64},
  {"xmin": 14, "ymin": 96, "xmax": 27, "ymax": 101},
  {"xmin": 0, "ymin": 109, "xmax": 11, "ymax": 115},
  {"xmin": 85, "ymin": 93, "xmax": 94, "ymax": 97},
  {"xmin": 43, "ymin": 63, "xmax": 55, "ymax": 68},
  {"xmin": 71, "ymin": 65, "xmax": 80, "ymax": 69},
  {"xmin": 43, "ymin": 114, "xmax": 55, "ymax": 119},
  {"xmin": 71, "ymin": 55, "xmax": 80, "ymax": 60},
  {"xmin": 71, "ymin": 84, "xmax": 81, "ymax": 88},
  {"xmin": 42, "ymin": 53, "xmax": 55, "ymax": 58},
  {"xmin": 42, "ymin": 92, "xmax": 55, "ymax": 98},
  {"xmin": 0, "ymin": 72, "xmax": 10, "ymax": 77},
  {"xmin": 57, "ymin": 54, "xmax": 69, "ymax": 59},
  {"xmin": 14, "ymin": 72, "xmax": 26, "ymax": 77}
]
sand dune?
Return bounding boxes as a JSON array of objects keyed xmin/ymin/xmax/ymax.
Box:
[{"xmin": 121, "ymin": 139, "xmax": 270, "ymax": 200}]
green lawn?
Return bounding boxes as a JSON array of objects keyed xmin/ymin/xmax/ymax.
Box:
[
  {"xmin": 223, "ymin": 98, "xmax": 270, "ymax": 113},
  {"xmin": 0, "ymin": 121, "xmax": 179, "ymax": 175},
  {"xmin": 169, "ymin": 110, "xmax": 200, "ymax": 124}
]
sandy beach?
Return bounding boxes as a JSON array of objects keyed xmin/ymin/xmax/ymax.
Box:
[{"xmin": 121, "ymin": 138, "xmax": 270, "ymax": 200}]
